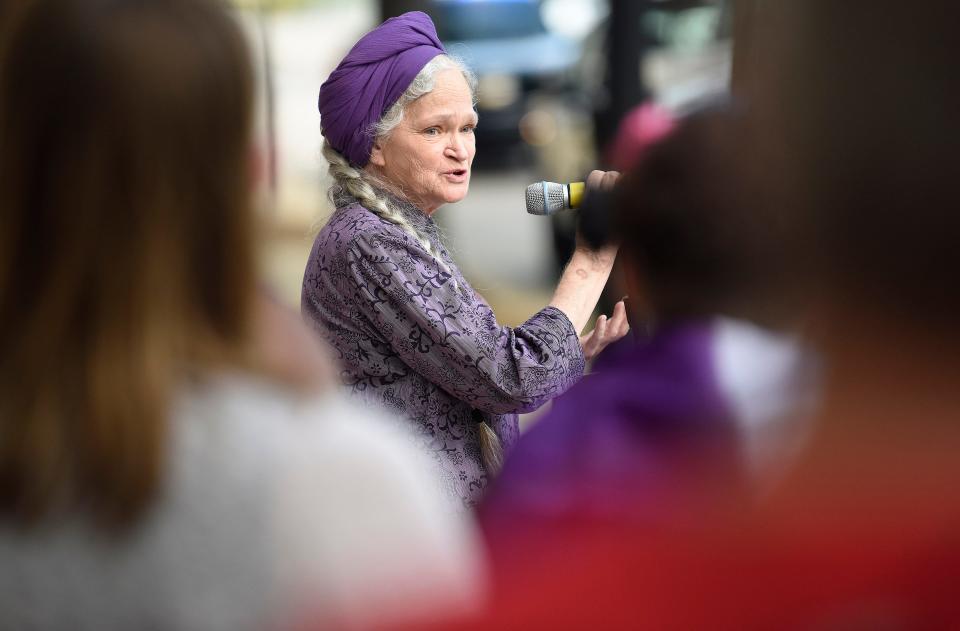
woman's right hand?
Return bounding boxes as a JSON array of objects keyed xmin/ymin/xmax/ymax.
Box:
[
  {"xmin": 575, "ymin": 169, "xmax": 621, "ymax": 258},
  {"xmin": 549, "ymin": 170, "xmax": 623, "ymax": 335},
  {"xmin": 586, "ymin": 169, "xmax": 621, "ymax": 193}
]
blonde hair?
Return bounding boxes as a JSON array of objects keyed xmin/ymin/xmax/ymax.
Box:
[
  {"xmin": 322, "ymin": 55, "xmax": 504, "ymax": 475},
  {"xmin": 0, "ymin": 0, "xmax": 257, "ymax": 528}
]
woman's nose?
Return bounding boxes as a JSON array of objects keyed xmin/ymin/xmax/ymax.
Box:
[{"xmin": 445, "ymin": 134, "xmax": 468, "ymax": 161}]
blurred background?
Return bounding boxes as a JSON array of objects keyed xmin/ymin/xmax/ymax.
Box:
[{"xmin": 235, "ymin": 0, "xmax": 731, "ymax": 324}]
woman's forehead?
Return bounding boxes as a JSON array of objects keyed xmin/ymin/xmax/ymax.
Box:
[
  {"xmin": 409, "ymin": 105, "xmax": 478, "ymax": 123},
  {"xmin": 408, "ymin": 82, "xmax": 476, "ymax": 122}
]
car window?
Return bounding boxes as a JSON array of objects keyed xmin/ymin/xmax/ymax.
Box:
[{"xmin": 432, "ymin": 0, "xmax": 547, "ymax": 40}]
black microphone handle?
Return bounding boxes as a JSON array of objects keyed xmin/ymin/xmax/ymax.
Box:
[{"xmin": 577, "ymin": 188, "xmax": 615, "ymax": 249}]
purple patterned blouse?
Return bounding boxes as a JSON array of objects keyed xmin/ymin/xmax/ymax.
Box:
[{"xmin": 302, "ymin": 195, "xmax": 585, "ymax": 506}]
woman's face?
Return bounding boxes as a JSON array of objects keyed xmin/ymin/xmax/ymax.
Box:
[{"xmin": 368, "ymin": 68, "xmax": 477, "ymax": 215}]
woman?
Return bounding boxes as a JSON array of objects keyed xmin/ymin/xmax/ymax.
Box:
[
  {"xmin": 303, "ymin": 12, "xmax": 628, "ymax": 506},
  {"xmin": 0, "ymin": 1, "xmax": 480, "ymax": 629}
]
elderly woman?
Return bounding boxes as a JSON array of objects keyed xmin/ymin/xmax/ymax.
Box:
[{"xmin": 303, "ymin": 12, "xmax": 627, "ymax": 506}]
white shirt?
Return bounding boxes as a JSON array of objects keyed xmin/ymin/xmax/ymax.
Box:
[{"xmin": 0, "ymin": 374, "xmax": 484, "ymax": 630}]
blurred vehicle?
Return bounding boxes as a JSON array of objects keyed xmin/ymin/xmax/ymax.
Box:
[{"xmin": 428, "ymin": 0, "xmax": 583, "ymax": 167}]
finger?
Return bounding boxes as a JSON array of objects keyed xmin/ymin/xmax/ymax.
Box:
[
  {"xmin": 594, "ymin": 314, "xmax": 608, "ymax": 343},
  {"xmin": 599, "ymin": 170, "xmax": 621, "ymax": 191},
  {"xmin": 580, "ymin": 329, "xmax": 598, "ymax": 359},
  {"xmin": 585, "ymin": 169, "xmax": 605, "ymax": 190},
  {"xmin": 612, "ymin": 299, "xmax": 627, "ymax": 321},
  {"xmin": 611, "ymin": 300, "xmax": 630, "ymax": 336}
]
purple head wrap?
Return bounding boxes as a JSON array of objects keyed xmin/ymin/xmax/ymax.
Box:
[{"xmin": 318, "ymin": 11, "xmax": 446, "ymax": 168}]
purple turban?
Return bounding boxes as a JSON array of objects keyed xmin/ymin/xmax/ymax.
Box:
[{"xmin": 318, "ymin": 11, "xmax": 446, "ymax": 168}]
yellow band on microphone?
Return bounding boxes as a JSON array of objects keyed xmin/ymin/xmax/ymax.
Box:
[{"xmin": 569, "ymin": 181, "xmax": 585, "ymax": 209}]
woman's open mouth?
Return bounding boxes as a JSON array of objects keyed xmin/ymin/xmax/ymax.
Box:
[{"xmin": 442, "ymin": 169, "xmax": 468, "ymax": 183}]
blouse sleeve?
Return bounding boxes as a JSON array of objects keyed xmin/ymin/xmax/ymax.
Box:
[{"xmin": 343, "ymin": 230, "xmax": 585, "ymax": 415}]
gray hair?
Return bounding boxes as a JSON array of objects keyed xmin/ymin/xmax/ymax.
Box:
[{"xmin": 373, "ymin": 54, "xmax": 478, "ymax": 141}]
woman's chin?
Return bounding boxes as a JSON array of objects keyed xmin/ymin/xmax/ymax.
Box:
[{"xmin": 443, "ymin": 184, "xmax": 470, "ymax": 205}]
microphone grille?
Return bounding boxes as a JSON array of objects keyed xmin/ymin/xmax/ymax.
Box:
[{"xmin": 525, "ymin": 182, "xmax": 567, "ymax": 215}]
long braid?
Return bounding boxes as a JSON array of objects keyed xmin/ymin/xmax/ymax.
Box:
[{"xmin": 322, "ymin": 140, "xmax": 454, "ymax": 281}]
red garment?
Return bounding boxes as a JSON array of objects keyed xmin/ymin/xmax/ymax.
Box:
[
  {"xmin": 475, "ymin": 516, "xmax": 960, "ymax": 629},
  {"xmin": 425, "ymin": 486, "xmax": 960, "ymax": 630}
]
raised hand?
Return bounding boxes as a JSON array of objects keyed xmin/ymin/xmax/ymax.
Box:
[{"xmin": 579, "ymin": 298, "xmax": 630, "ymax": 361}]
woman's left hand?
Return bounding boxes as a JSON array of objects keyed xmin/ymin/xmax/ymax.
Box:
[{"xmin": 580, "ymin": 299, "xmax": 630, "ymax": 361}]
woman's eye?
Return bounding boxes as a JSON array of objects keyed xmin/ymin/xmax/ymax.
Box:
[
  {"xmin": 461, "ymin": 125, "xmax": 476, "ymax": 133},
  {"xmin": 424, "ymin": 127, "xmax": 441, "ymax": 136}
]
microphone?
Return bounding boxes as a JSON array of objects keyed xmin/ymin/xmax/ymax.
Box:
[{"xmin": 525, "ymin": 181, "xmax": 585, "ymax": 215}]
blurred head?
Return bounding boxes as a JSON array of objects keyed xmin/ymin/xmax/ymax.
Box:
[
  {"xmin": 747, "ymin": 1, "xmax": 960, "ymax": 347},
  {"xmin": 0, "ymin": 0, "xmax": 255, "ymax": 527},
  {"xmin": 613, "ymin": 107, "xmax": 786, "ymax": 328},
  {"xmin": 367, "ymin": 58, "xmax": 478, "ymax": 214},
  {"xmin": 605, "ymin": 101, "xmax": 676, "ymax": 173}
]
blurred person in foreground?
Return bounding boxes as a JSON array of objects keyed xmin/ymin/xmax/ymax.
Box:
[
  {"xmin": 303, "ymin": 11, "xmax": 628, "ymax": 508},
  {"xmin": 481, "ymin": 107, "xmax": 814, "ymax": 553},
  {"xmin": 416, "ymin": 1, "xmax": 960, "ymax": 628},
  {"xmin": 0, "ymin": 1, "xmax": 481, "ymax": 629}
]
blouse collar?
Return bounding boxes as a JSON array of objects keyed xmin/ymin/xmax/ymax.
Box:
[{"xmin": 333, "ymin": 184, "xmax": 440, "ymax": 242}]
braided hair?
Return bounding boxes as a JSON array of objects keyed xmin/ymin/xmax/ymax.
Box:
[{"xmin": 321, "ymin": 139, "xmax": 452, "ymax": 277}]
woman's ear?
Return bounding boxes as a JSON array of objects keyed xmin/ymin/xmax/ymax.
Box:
[{"xmin": 368, "ymin": 140, "xmax": 386, "ymax": 168}]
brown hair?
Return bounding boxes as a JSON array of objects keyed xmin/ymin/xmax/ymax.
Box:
[
  {"xmin": 0, "ymin": 0, "xmax": 256, "ymax": 528},
  {"xmin": 613, "ymin": 107, "xmax": 788, "ymax": 326}
]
